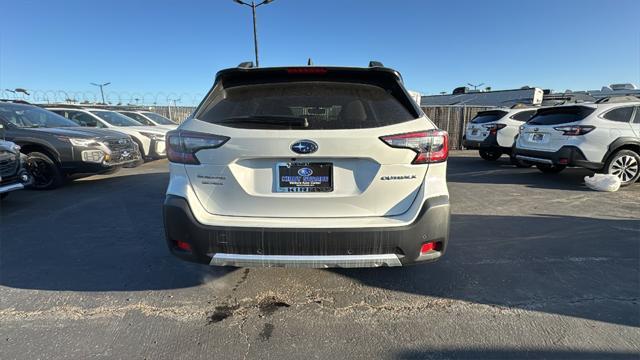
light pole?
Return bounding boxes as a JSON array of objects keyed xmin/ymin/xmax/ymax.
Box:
[
  {"xmin": 232, "ymin": 0, "xmax": 275, "ymax": 67},
  {"xmin": 167, "ymin": 98, "xmax": 181, "ymax": 121},
  {"xmin": 90, "ymin": 82, "xmax": 111, "ymax": 104},
  {"xmin": 467, "ymin": 83, "xmax": 485, "ymax": 91}
]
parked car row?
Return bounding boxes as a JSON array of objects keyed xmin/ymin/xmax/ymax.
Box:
[
  {"xmin": 463, "ymin": 96, "xmax": 640, "ymax": 186},
  {"xmin": 0, "ymin": 101, "xmax": 177, "ymax": 195}
]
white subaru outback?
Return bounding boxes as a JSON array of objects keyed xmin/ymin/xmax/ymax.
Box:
[
  {"xmin": 514, "ymin": 96, "xmax": 640, "ymax": 185},
  {"xmin": 463, "ymin": 106, "xmax": 537, "ymax": 165},
  {"xmin": 163, "ymin": 63, "xmax": 451, "ymax": 268}
]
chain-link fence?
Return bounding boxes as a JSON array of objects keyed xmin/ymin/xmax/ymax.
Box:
[{"xmin": 0, "ymin": 89, "xmax": 205, "ymax": 108}]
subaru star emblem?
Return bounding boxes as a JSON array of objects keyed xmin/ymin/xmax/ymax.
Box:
[
  {"xmin": 291, "ymin": 140, "xmax": 318, "ymax": 154},
  {"xmin": 298, "ymin": 167, "xmax": 313, "ymax": 176}
]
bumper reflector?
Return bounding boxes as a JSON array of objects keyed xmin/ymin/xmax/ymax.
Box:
[
  {"xmin": 420, "ymin": 242, "xmax": 436, "ymax": 254},
  {"xmin": 173, "ymin": 240, "xmax": 192, "ymax": 252}
]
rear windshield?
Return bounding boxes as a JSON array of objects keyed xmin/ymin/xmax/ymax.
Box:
[
  {"xmin": 195, "ymin": 81, "xmax": 417, "ymax": 130},
  {"xmin": 142, "ymin": 112, "xmax": 176, "ymax": 125},
  {"xmin": 470, "ymin": 111, "xmax": 508, "ymax": 124},
  {"xmin": 528, "ymin": 106, "xmax": 595, "ymax": 125}
]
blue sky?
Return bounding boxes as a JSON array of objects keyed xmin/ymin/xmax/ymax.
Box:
[{"xmin": 1, "ymin": 0, "xmax": 639, "ymax": 105}]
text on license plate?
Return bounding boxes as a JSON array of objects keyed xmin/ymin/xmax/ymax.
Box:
[{"xmin": 277, "ymin": 162, "xmax": 333, "ymax": 192}]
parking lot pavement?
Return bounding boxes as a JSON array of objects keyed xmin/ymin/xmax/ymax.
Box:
[{"xmin": 0, "ymin": 151, "xmax": 638, "ymax": 359}]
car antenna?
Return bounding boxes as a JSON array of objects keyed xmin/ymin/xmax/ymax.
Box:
[{"xmin": 307, "ymin": 58, "xmax": 313, "ymax": 66}]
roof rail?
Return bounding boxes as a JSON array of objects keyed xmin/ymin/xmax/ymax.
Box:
[
  {"xmin": 595, "ymin": 95, "xmax": 640, "ymax": 104},
  {"xmin": 41, "ymin": 103, "xmax": 86, "ymax": 109},
  {"xmin": 1, "ymin": 99, "xmax": 31, "ymax": 105},
  {"xmin": 237, "ymin": 61, "xmax": 254, "ymax": 69},
  {"xmin": 369, "ymin": 61, "xmax": 384, "ymax": 67}
]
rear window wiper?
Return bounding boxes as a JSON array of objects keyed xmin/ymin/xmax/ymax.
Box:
[{"xmin": 215, "ymin": 115, "xmax": 309, "ymax": 128}]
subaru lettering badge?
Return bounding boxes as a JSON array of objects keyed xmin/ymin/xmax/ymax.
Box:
[
  {"xmin": 291, "ymin": 140, "xmax": 318, "ymax": 154},
  {"xmin": 298, "ymin": 167, "xmax": 313, "ymax": 177}
]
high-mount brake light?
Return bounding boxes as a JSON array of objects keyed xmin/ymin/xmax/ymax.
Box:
[
  {"xmin": 553, "ymin": 125, "xmax": 595, "ymax": 136},
  {"xmin": 380, "ymin": 130, "xmax": 449, "ymax": 164},
  {"xmin": 287, "ymin": 68, "xmax": 328, "ymax": 74},
  {"xmin": 166, "ymin": 130, "xmax": 229, "ymax": 165}
]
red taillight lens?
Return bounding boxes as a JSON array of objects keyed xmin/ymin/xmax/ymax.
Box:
[
  {"xmin": 166, "ymin": 130, "xmax": 229, "ymax": 165},
  {"xmin": 381, "ymin": 130, "xmax": 449, "ymax": 164},
  {"xmin": 553, "ymin": 125, "xmax": 595, "ymax": 136},
  {"xmin": 483, "ymin": 123, "xmax": 507, "ymax": 135}
]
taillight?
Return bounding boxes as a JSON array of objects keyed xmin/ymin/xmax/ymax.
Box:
[
  {"xmin": 553, "ymin": 125, "xmax": 595, "ymax": 136},
  {"xmin": 380, "ymin": 130, "xmax": 449, "ymax": 164},
  {"xmin": 166, "ymin": 130, "xmax": 229, "ymax": 165},
  {"xmin": 483, "ymin": 123, "xmax": 507, "ymax": 135}
]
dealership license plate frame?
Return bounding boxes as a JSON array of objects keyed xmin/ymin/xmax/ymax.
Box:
[
  {"xmin": 276, "ymin": 162, "xmax": 334, "ymax": 193},
  {"xmin": 530, "ymin": 133, "xmax": 545, "ymax": 142}
]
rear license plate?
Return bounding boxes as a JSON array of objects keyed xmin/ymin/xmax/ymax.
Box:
[
  {"xmin": 530, "ymin": 133, "xmax": 545, "ymax": 142},
  {"xmin": 277, "ymin": 162, "xmax": 333, "ymax": 192}
]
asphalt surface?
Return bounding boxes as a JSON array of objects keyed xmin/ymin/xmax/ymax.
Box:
[{"xmin": 1, "ymin": 151, "xmax": 639, "ymax": 360}]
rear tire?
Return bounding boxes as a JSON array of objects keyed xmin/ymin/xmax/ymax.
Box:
[
  {"xmin": 536, "ymin": 164, "xmax": 566, "ymax": 174},
  {"xmin": 479, "ymin": 149, "xmax": 502, "ymax": 161},
  {"xmin": 604, "ymin": 149, "xmax": 640, "ymax": 186},
  {"xmin": 25, "ymin": 151, "xmax": 64, "ymax": 190}
]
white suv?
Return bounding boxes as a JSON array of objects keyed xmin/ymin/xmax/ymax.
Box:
[
  {"xmin": 48, "ymin": 107, "xmax": 169, "ymax": 160},
  {"xmin": 163, "ymin": 63, "xmax": 451, "ymax": 268},
  {"xmin": 463, "ymin": 106, "xmax": 537, "ymax": 165},
  {"xmin": 514, "ymin": 96, "xmax": 640, "ymax": 185},
  {"xmin": 117, "ymin": 110, "xmax": 179, "ymax": 130}
]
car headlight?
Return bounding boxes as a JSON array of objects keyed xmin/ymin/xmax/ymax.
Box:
[
  {"xmin": 139, "ymin": 132, "xmax": 165, "ymax": 141},
  {"xmin": 55, "ymin": 136, "xmax": 99, "ymax": 147}
]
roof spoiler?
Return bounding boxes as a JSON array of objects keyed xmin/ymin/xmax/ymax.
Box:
[{"xmin": 369, "ymin": 61, "xmax": 384, "ymax": 67}]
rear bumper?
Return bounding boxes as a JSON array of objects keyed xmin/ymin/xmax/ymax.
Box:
[
  {"xmin": 163, "ymin": 195, "xmax": 450, "ymax": 268},
  {"xmin": 463, "ymin": 133, "xmax": 510, "ymax": 153},
  {"xmin": 514, "ymin": 146, "xmax": 603, "ymax": 170}
]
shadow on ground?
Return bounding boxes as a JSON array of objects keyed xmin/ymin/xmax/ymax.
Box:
[
  {"xmin": 333, "ymin": 213, "xmax": 640, "ymax": 327},
  {"xmin": 395, "ymin": 348, "xmax": 639, "ymax": 360},
  {"xmin": 0, "ymin": 172, "xmax": 233, "ymax": 291},
  {"xmin": 447, "ymin": 154, "xmax": 597, "ymax": 190}
]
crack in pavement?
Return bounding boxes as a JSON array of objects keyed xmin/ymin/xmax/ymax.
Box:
[{"xmin": 1, "ymin": 295, "xmax": 637, "ymax": 323}]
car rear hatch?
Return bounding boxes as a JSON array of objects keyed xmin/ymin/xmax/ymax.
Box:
[
  {"xmin": 173, "ymin": 66, "xmax": 443, "ymax": 218},
  {"xmin": 466, "ymin": 110, "xmax": 508, "ymax": 141},
  {"xmin": 519, "ymin": 106, "xmax": 596, "ymax": 151}
]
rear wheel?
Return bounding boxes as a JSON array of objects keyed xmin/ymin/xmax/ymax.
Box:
[
  {"xmin": 605, "ymin": 149, "xmax": 640, "ymax": 186},
  {"xmin": 479, "ymin": 149, "xmax": 502, "ymax": 161},
  {"xmin": 536, "ymin": 164, "xmax": 566, "ymax": 174},
  {"xmin": 25, "ymin": 152, "xmax": 64, "ymax": 190}
]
